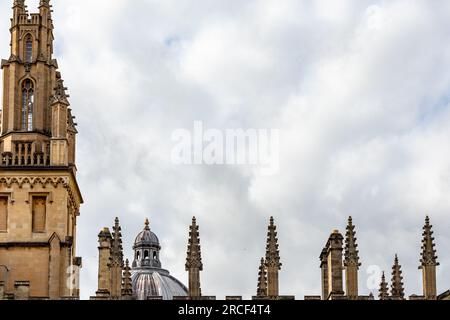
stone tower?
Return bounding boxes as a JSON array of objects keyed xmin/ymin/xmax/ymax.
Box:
[
  {"xmin": 419, "ymin": 216, "xmax": 439, "ymax": 300},
  {"xmin": 94, "ymin": 227, "xmax": 112, "ymax": 299},
  {"xmin": 265, "ymin": 217, "xmax": 281, "ymax": 298},
  {"xmin": 93, "ymin": 218, "xmax": 124, "ymax": 300},
  {"xmin": 320, "ymin": 230, "xmax": 345, "ymax": 300},
  {"xmin": 344, "ymin": 216, "xmax": 360, "ymax": 298},
  {"xmin": 185, "ymin": 216, "xmax": 203, "ymax": 298},
  {"xmin": 0, "ymin": 0, "xmax": 83, "ymax": 299},
  {"xmin": 390, "ymin": 255, "xmax": 405, "ymax": 300}
]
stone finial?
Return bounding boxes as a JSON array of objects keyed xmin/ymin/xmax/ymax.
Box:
[
  {"xmin": 186, "ymin": 217, "xmax": 203, "ymax": 270},
  {"xmin": 144, "ymin": 218, "xmax": 150, "ymax": 230},
  {"xmin": 186, "ymin": 216, "xmax": 203, "ymax": 297},
  {"xmin": 51, "ymin": 74, "xmax": 70, "ymax": 105},
  {"xmin": 420, "ymin": 216, "xmax": 439, "ymax": 268},
  {"xmin": 379, "ymin": 271, "xmax": 389, "ymax": 300},
  {"xmin": 344, "ymin": 216, "xmax": 361, "ymax": 268},
  {"xmin": 391, "ymin": 255, "xmax": 405, "ymax": 300},
  {"xmin": 265, "ymin": 217, "xmax": 282, "ymax": 298},
  {"xmin": 40, "ymin": 0, "xmax": 51, "ymax": 7},
  {"xmin": 110, "ymin": 218, "xmax": 123, "ymax": 267},
  {"xmin": 257, "ymin": 258, "xmax": 268, "ymax": 297},
  {"xmin": 265, "ymin": 217, "xmax": 281, "ymax": 270},
  {"xmin": 122, "ymin": 259, "xmax": 133, "ymax": 298},
  {"xmin": 13, "ymin": 0, "xmax": 25, "ymax": 8},
  {"xmin": 98, "ymin": 227, "xmax": 112, "ymax": 243}
]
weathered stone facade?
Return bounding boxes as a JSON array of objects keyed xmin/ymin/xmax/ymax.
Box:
[
  {"xmin": 0, "ymin": 0, "xmax": 82, "ymax": 300},
  {"xmin": 306, "ymin": 216, "xmax": 448, "ymax": 301}
]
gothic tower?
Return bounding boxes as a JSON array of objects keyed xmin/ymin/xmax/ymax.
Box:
[
  {"xmin": 0, "ymin": 0, "xmax": 83, "ymax": 299},
  {"xmin": 419, "ymin": 216, "xmax": 439, "ymax": 300},
  {"xmin": 186, "ymin": 216, "xmax": 203, "ymax": 298},
  {"xmin": 344, "ymin": 216, "xmax": 361, "ymax": 298}
]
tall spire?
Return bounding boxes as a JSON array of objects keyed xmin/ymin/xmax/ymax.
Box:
[
  {"xmin": 419, "ymin": 216, "xmax": 439, "ymax": 300},
  {"xmin": 420, "ymin": 216, "xmax": 439, "ymax": 267},
  {"xmin": 344, "ymin": 217, "xmax": 360, "ymax": 266},
  {"xmin": 257, "ymin": 258, "xmax": 268, "ymax": 297},
  {"xmin": 390, "ymin": 255, "xmax": 405, "ymax": 300},
  {"xmin": 110, "ymin": 217, "xmax": 124, "ymax": 265},
  {"xmin": 109, "ymin": 217, "xmax": 124, "ymax": 299},
  {"xmin": 344, "ymin": 216, "xmax": 361, "ymax": 298},
  {"xmin": 121, "ymin": 259, "xmax": 133, "ymax": 299},
  {"xmin": 265, "ymin": 217, "xmax": 282, "ymax": 297},
  {"xmin": 186, "ymin": 217, "xmax": 203, "ymax": 298},
  {"xmin": 379, "ymin": 271, "xmax": 389, "ymax": 300}
]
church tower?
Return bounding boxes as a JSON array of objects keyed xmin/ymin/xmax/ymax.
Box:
[{"xmin": 0, "ymin": 0, "xmax": 83, "ymax": 299}]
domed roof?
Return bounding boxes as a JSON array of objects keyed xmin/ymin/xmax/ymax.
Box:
[
  {"xmin": 134, "ymin": 219, "xmax": 160, "ymax": 248},
  {"xmin": 131, "ymin": 268, "xmax": 188, "ymax": 300}
]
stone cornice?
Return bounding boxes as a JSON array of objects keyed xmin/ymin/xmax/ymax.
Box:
[{"xmin": 0, "ymin": 174, "xmax": 81, "ymax": 212}]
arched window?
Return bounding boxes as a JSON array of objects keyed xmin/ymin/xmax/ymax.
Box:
[
  {"xmin": 144, "ymin": 250, "xmax": 149, "ymax": 259},
  {"xmin": 21, "ymin": 79, "xmax": 34, "ymax": 131},
  {"xmin": 25, "ymin": 35, "xmax": 33, "ymax": 63}
]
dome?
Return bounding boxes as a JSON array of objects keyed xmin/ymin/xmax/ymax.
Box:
[
  {"xmin": 134, "ymin": 219, "xmax": 160, "ymax": 247},
  {"xmin": 131, "ymin": 218, "xmax": 188, "ymax": 300},
  {"xmin": 131, "ymin": 268, "xmax": 188, "ymax": 300}
]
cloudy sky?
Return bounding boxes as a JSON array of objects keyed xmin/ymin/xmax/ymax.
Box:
[{"xmin": 1, "ymin": 0, "xmax": 450, "ymax": 299}]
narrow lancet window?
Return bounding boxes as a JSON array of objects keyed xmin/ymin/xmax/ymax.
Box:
[
  {"xmin": 25, "ymin": 35, "xmax": 33, "ymax": 63},
  {"xmin": 21, "ymin": 79, "xmax": 34, "ymax": 131}
]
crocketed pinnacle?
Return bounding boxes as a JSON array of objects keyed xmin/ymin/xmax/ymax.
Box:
[
  {"xmin": 420, "ymin": 216, "xmax": 439, "ymax": 268},
  {"xmin": 344, "ymin": 216, "xmax": 361, "ymax": 268},
  {"xmin": 379, "ymin": 271, "xmax": 389, "ymax": 300},
  {"xmin": 257, "ymin": 258, "xmax": 268, "ymax": 297},
  {"xmin": 110, "ymin": 217, "xmax": 124, "ymax": 267},
  {"xmin": 265, "ymin": 217, "xmax": 281, "ymax": 270},
  {"xmin": 186, "ymin": 217, "xmax": 203, "ymax": 270},
  {"xmin": 391, "ymin": 255, "xmax": 405, "ymax": 299}
]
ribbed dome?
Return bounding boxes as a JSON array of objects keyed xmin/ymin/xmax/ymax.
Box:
[
  {"xmin": 131, "ymin": 268, "xmax": 188, "ymax": 300},
  {"xmin": 134, "ymin": 219, "xmax": 160, "ymax": 247},
  {"xmin": 134, "ymin": 229, "xmax": 159, "ymax": 246}
]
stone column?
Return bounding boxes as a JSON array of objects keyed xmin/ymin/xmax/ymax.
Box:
[
  {"xmin": 326, "ymin": 230, "xmax": 344, "ymax": 299},
  {"xmin": 95, "ymin": 228, "xmax": 112, "ymax": 298},
  {"xmin": 320, "ymin": 248, "xmax": 329, "ymax": 300}
]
